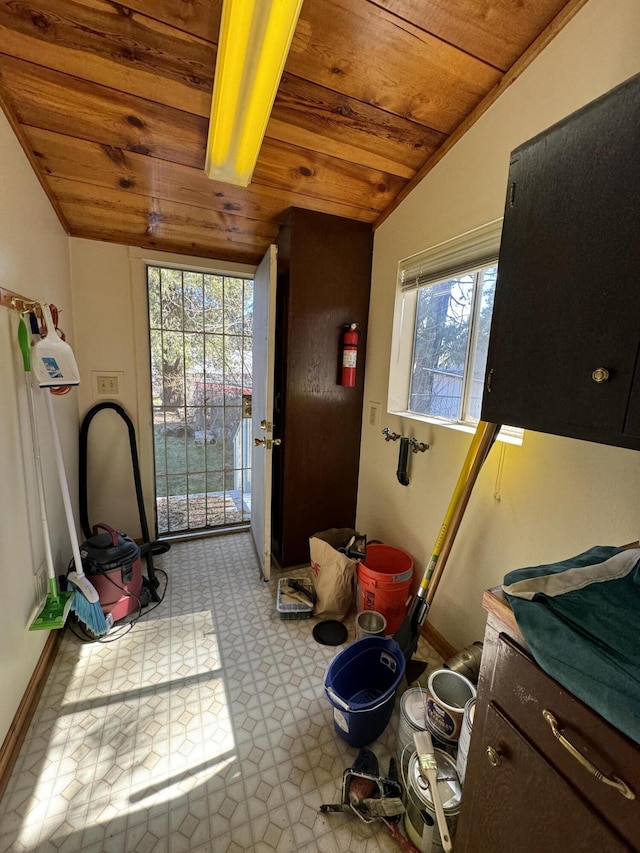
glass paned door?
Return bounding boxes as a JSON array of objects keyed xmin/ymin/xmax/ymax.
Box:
[{"xmin": 147, "ymin": 265, "xmax": 253, "ymax": 535}]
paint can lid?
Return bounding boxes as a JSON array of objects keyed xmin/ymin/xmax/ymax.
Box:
[
  {"xmin": 466, "ymin": 696, "xmax": 477, "ymax": 726},
  {"xmin": 408, "ymin": 749, "xmax": 461, "ymax": 813},
  {"xmin": 313, "ymin": 620, "xmax": 348, "ymax": 646},
  {"xmin": 401, "ymin": 688, "xmax": 429, "ymax": 729}
]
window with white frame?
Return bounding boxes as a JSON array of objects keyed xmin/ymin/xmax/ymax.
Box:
[
  {"xmin": 389, "ymin": 220, "xmax": 520, "ymax": 439},
  {"xmin": 408, "ymin": 264, "xmax": 497, "ymax": 422}
]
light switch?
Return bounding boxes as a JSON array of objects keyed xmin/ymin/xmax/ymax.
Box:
[
  {"xmin": 93, "ymin": 371, "xmax": 124, "ymax": 396},
  {"xmin": 368, "ymin": 401, "xmax": 381, "ymax": 430}
]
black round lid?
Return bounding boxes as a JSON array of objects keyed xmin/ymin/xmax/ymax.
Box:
[{"xmin": 312, "ymin": 620, "xmax": 348, "ymax": 646}]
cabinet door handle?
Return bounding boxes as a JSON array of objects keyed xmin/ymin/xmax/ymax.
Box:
[
  {"xmin": 542, "ymin": 710, "xmax": 635, "ymax": 800},
  {"xmin": 591, "ymin": 367, "xmax": 610, "ymax": 383},
  {"xmin": 485, "ymin": 368, "xmax": 494, "ymax": 393}
]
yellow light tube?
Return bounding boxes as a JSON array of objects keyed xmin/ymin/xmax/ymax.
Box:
[{"xmin": 206, "ymin": 0, "xmax": 304, "ymax": 187}]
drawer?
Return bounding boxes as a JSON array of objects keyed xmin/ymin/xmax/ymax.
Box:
[
  {"xmin": 458, "ymin": 702, "xmax": 631, "ymax": 853},
  {"xmin": 488, "ymin": 632, "xmax": 640, "ymax": 848}
]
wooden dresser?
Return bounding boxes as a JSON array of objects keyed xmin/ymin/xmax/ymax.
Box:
[{"xmin": 455, "ymin": 589, "xmax": 640, "ymax": 852}]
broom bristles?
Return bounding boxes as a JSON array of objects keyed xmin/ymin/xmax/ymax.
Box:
[{"xmin": 68, "ymin": 575, "xmax": 109, "ymax": 636}]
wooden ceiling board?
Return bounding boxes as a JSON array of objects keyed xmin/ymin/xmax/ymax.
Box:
[
  {"xmin": 0, "ymin": 0, "xmax": 215, "ymax": 116},
  {"xmin": 0, "ymin": 0, "xmax": 584, "ymax": 264},
  {"xmin": 67, "ymin": 223, "xmax": 265, "ymax": 266},
  {"xmin": 253, "ymin": 137, "xmax": 406, "ymax": 213},
  {"xmin": 369, "ymin": 0, "xmax": 572, "ymax": 70},
  {"xmin": 0, "ymin": 56, "xmax": 208, "ymax": 169},
  {"xmin": 119, "ymin": 0, "xmax": 222, "ymax": 43},
  {"xmin": 268, "ymin": 72, "xmax": 446, "ymax": 178},
  {"xmin": 286, "ymin": 0, "xmax": 502, "ymax": 133},
  {"xmin": 25, "ymin": 125, "xmax": 375, "ymax": 224},
  {"xmin": 50, "ymin": 177, "xmax": 277, "ymax": 253}
]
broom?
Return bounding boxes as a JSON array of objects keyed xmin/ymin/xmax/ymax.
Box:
[
  {"xmin": 43, "ymin": 389, "xmax": 109, "ymax": 637},
  {"xmin": 18, "ymin": 313, "xmax": 74, "ymax": 630},
  {"xmin": 32, "ymin": 304, "xmax": 108, "ymax": 637}
]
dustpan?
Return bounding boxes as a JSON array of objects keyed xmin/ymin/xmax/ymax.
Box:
[{"xmin": 31, "ymin": 303, "xmax": 80, "ymax": 388}]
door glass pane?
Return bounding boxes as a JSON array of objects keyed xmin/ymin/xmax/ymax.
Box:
[{"xmin": 148, "ymin": 266, "xmax": 253, "ymax": 536}]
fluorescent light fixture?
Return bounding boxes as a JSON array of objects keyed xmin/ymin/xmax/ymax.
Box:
[{"xmin": 205, "ymin": 0, "xmax": 304, "ymax": 186}]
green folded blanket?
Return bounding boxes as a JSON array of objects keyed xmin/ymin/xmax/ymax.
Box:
[{"xmin": 503, "ymin": 545, "xmax": 640, "ymax": 745}]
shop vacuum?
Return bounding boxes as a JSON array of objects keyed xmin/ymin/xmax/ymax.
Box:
[
  {"xmin": 78, "ymin": 523, "xmax": 150, "ymax": 628},
  {"xmin": 76, "ymin": 401, "xmax": 171, "ymax": 631}
]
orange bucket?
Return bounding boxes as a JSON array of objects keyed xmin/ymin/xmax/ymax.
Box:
[{"xmin": 357, "ymin": 544, "xmax": 414, "ymax": 634}]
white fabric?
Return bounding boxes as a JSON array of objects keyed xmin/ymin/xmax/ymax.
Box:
[{"xmin": 503, "ymin": 548, "xmax": 640, "ymax": 600}]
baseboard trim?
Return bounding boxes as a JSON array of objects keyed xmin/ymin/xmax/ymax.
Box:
[
  {"xmin": 420, "ymin": 622, "xmax": 457, "ymax": 661},
  {"xmin": 0, "ymin": 630, "xmax": 62, "ymax": 801}
]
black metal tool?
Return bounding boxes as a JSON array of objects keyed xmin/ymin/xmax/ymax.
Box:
[
  {"xmin": 288, "ymin": 579, "xmax": 316, "ymax": 605},
  {"xmin": 397, "ymin": 437, "xmax": 410, "ymax": 486}
]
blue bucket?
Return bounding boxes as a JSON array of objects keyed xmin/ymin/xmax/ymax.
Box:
[{"xmin": 324, "ymin": 636, "xmax": 406, "ymax": 747}]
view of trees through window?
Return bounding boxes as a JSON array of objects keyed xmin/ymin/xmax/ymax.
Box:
[
  {"xmin": 147, "ymin": 265, "xmax": 254, "ymax": 535},
  {"xmin": 409, "ymin": 265, "xmax": 497, "ymax": 422}
]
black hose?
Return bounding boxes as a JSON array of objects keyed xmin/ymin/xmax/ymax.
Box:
[
  {"xmin": 396, "ymin": 437, "xmax": 410, "ymax": 486},
  {"xmin": 79, "ymin": 402, "xmax": 168, "ymax": 594}
]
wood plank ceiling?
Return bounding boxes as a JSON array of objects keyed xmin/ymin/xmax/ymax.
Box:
[{"xmin": 0, "ymin": 0, "xmax": 585, "ymax": 266}]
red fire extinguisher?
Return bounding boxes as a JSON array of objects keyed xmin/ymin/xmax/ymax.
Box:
[{"xmin": 341, "ymin": 323, "xmax": 359, "ymax": 387}]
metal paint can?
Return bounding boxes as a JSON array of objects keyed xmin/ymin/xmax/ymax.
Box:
[
  {"xmin": 355, "ymin": 609, "xmax": 387, "ymax": 639},
  {"xmin": 455, "ymin": 697, "xmax": 476, "ymax": 784},
  {"xmin": 426, "ymin": 668, "xmax": 476, "ymax": 743},
  {"xmin": 404, "ymin": 748, "xmax": 461, "ymax": 852},
  {"xmin": 396, "ymin": 688, "xmax": 428, "ymax": 770}
]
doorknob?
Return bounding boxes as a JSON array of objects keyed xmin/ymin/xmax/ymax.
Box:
[{"xmin": 254, "ymin": 437, "xmax": 282, "ymax": 448}]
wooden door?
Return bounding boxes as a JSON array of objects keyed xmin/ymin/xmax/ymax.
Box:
[{"xmin": 271, "ymin": 209, "xmax": 373, "ymax": 568}]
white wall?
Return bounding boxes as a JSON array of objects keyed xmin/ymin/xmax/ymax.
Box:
[
  {"xmin": 0, "ymin": 112, "xmax": 76, "ymax": 743},
  {"xmin": 357, "ymin": 0, "xmax": 640, "ymax": 649}
]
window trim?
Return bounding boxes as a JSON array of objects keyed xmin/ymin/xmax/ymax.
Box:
[
  {"xmin": 388, "ymin": 220, "xmax": 523, "ymax": 444},
  {"xmin": 399, "ymin": 219, "xmax": 503, "ymax": 293}
]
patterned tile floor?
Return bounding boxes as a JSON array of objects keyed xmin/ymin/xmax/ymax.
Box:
[{"xmin": 0, "ymin": 533, "xmax": 442, "ymax": 853}]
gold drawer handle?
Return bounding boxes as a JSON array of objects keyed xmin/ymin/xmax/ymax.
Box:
[
  {"xmin": 543, "ymin": 710, "xmax": 635, "ymax": 800},
  {"xmin": 486, "ymin": 745, "xmax": 501, "ymax": 767}
]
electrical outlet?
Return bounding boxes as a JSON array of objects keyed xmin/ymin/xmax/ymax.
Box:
[
  {"xmin": 93, "ymin": 371, "xmax": 124, "ymax": 397},
  {"xmin": 368, "ymin": 401, "xmax": 381, "ymax": 430}
]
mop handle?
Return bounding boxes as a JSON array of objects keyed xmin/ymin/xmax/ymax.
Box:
[
  {"xmin": 425, "ymin": 422, "xmax": 501, "ymax": 607},
  {"xmin": 418, "ymin": 422, "xmax": 487, "ymax": 596},
  {"xmin": 26, "ymin": 377, "xmax": 57, "ymax": 583},
  {"xmin": 43, "ymin": 390, "xmax": 86, "ymax": 579}
]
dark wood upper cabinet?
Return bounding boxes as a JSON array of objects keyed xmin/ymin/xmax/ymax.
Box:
[
  {"xmin": 271, "ymin": 208, "xmax": 373, "ymax": 568},
  {"xmin": 481, "ymin": 73, "xmax": 640, "ymax": 449}
]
